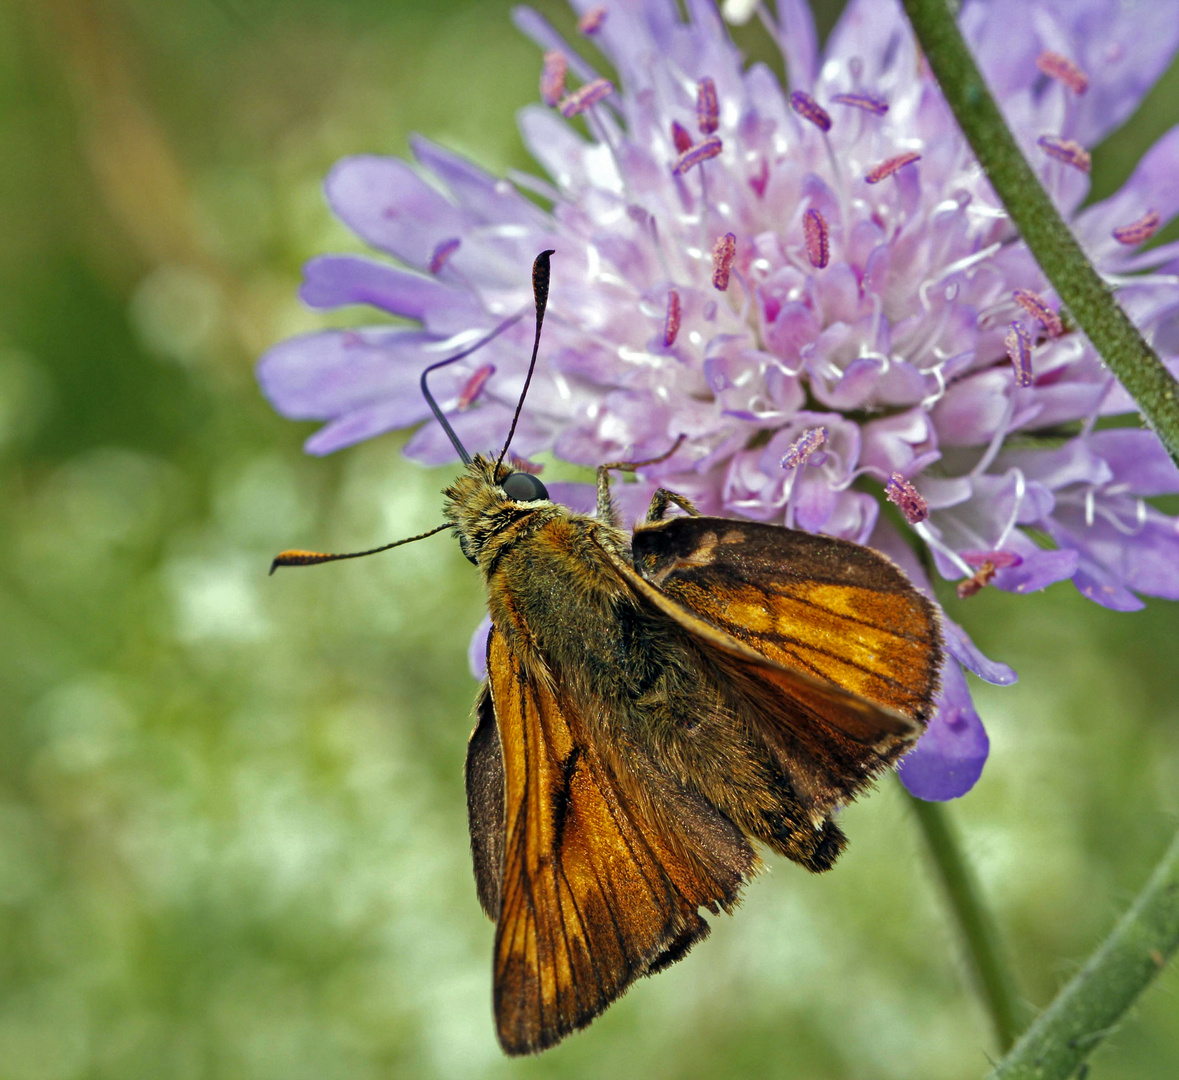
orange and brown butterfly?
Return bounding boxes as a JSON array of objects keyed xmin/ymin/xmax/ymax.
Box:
[{"xmin": 271, "ymin": 251, "xmax": 943, "ymax": 1056}]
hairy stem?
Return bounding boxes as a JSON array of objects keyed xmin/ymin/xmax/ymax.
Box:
[
  {"xmin": 906, "ymin": 790, "xmax": 1023, "ymax": 1052},
  {"xmin": 900, "ymin": 0, "xmax": 1179, "ymax": 469},
  {"xmin": 987, "ymin": 828, "xmax": 1179, "ymax": 1079}
]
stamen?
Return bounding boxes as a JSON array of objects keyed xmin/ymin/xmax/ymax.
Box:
[
  {"xmin": 956, "ymin": 560, "xmax": 996, "ymax": 599},
  {"xmin": 1036, "ymin": 50, "xmax": 1089, "ymax": 94},
  {"xmin": 560, "ymin": 77, "xmax": 614, "ymax": 117},
  {"xmin": 885, "ymin": 473, "xmax": 929, "ymax": 524},
  {"xmin": 1112, "ymin": 209, "xmax": 1161, "ymax": 246},
  {"xmin": 780, "ymin": 427, "xmax": 828, "ymax": 469},
  {"xmin": 671, "ymin": 121, "xmax": 694, "ymax": 155},
  {"xmin": 540, "ymin": 51, "xmax": 567, "ymax": 107},
  {"xmin": 1037, "ymin": 135, "xmax": 1091, "ymax": 173},
  {"xmin": 712, "ymin": 232, "xmax": 737, "ymax": 290},
  {"xmin": 429, "ymin": 237, "xmax": 461, "ymax": 275},
  {"xmin": 673, "ymin": 134, "xmax": 723, "ymax": 176},
  {"xmin": 1004, "ymin": 321, "xmax": 1034, "ymax": 387},
  {"xmin": 696, "ymin": 77, "xmax": 719, "ymax": 135},
  {"xmin": 866, "ymin": 151, "xmax": 921, "ymax": 184},
  {"xmin": 914, "ymin": 521, "xmax": 975, "ymax": 578},
  {"xmin": 831, "ymin": 91, "xmax": 888, "ymax": 115},
  {"xmin": 789, "ymin": 90, "xmax": 832, "ymax": 132},
  {"xmin": 803, "ymin": 208, "xmax": 829, "ymax": 269},
  {"xmin": 577, "ymin": 6, "xmax": 607, "ymax": 34},
  {"xmin": 663, "ymin": 289, "xmax": 681, "ymax": 347},
  {"xmin": 1012, "ymin": 288, "xmax": 1063, "ymax": 337},
  {"xmin": 457, "ymin": 364, "xmax": 495, "ymax": 410}
]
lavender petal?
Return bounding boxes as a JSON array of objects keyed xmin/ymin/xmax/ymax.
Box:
[
  {"xmin": 897, "ymin": 659, "xmax": 990, "ymax": 801},
  {"xmin": 468, "ymin": 614, "xmax": 492, "ymax": 681},
  {"xmin": 324, "ymin": 156, "xmax": 466, "ymax": 269},
  {"xmin": 299, "ymin": 255, "xmax": 479, "ymax": 330}
]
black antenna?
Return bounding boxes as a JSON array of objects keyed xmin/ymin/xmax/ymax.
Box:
[
  {"xmin": 496, "ymin": 249, "xmax": 554, "ymax": 470},
  {"xmin": 269, "ymin": 523, "xmax": 453, "ymax": 574},
  {"xmin": 420, "ymin": 312, "xmax": 527, "ymax": 466},
  {"xmin": 270, "ymin": 253, "xmax": 557, "ymax": 577}
]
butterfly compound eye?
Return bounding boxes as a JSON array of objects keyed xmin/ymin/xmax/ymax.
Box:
[{"xmin": 501, "ymin": 472, "xmax": 549, "ymax": 502}]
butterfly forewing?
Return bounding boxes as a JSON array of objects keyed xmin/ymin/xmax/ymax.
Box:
[
  {"xmin": 631, "ymin": 516, "xmax": 941, "ymax": 721},
  {"xmin": 594, "ymin": 516, "xmax": 942, "ymax": 812},
  {"xmin": 484, "ymin": 625, "xmax": 735, "ymax": 1055}
]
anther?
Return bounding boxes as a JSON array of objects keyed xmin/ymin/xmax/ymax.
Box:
[
  {"xmin": 1112, "ymin": 209, "xmax": 1161, "ymax": 246},
  {"xmin": 712, "ymin": 232, "xmax": 737, "ymax": 291},
  {"xmin": 803, "ymin": 208, "xmax": 829, "ymax": 269},
  {"xmin": 673, "ymin": 135, "xmax": 723, "ymax": 176},
  {"xmin": 577, "ymin": 6, "xmax": 607, "ymax": 34},
  {"xmin": 789, "ymin": 90, "xmax": 832, "ymax": 132},
  {"xmin": 540, "ymin": 51, "xmax": 568, "ymax": 107},
  {"xmin": 560, "ymin": 77, "xmax": 614, "ymax": 117},
  {"xmin": 696, "ymin": 77, "xmax": 719, "ymax": 134},
  {"xmin": 780, "ymin": 427, "xmax": 828, "ymax": 469},
  {"xmin": 1036, "ymin": 51, "xmax": 1089, "ymax": 95},
  {"xmin": 831, "ymin": 91, "xmax": 888, "ymax": 115},
  {"xmin": 663, "ymin": 290, "xmax": 681, "ymax": 347},
  {"xmin": 1005, "ymin": 322, "xmax": 1034, "ymax": 387},
  {"xmin": 866, "ymin": 152, "xmax": 921, "ymax": 184},
  {"xmin": 457, "ymin": 364, "xmax": 495, "ymax": 410},
  {"xmin": 1037, "ymin": 135, "xmax": 1091, "ymax": 173},
  {"xmin": 957, "ymin": 560, "xmax": 996, "ymax": 599},
  {"xmin": 429, "ymin": 238, "xmax": 461, "ymax": 275},
  {"xmin": 885, "ymin": 473, "xmax": 929, "ymax": 524},
  {"xmin": 1012, "ymin": 288, "xmax": 1063, "ymax": 337},
  {"xmin": 671, "ymin": 121, "xmax": 694, "ymax": 155}
]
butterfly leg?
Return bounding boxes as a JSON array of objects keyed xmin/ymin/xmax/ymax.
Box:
[
  {"xmin": 595, "ymin": 435, "xmax": 687, "ymax": 525},
  {"xmin": 643, "ymin": 488, "xmax": 700, "ymax": 523}
]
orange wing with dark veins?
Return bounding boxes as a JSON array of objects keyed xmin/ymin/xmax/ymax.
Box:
[
  {"xmin": 483, "ymin": 625, "xmax": 748, "ymax": 1055},
  {"xmin": 602, "ymin": 516, "xmax": 943, "ymax": 811}
]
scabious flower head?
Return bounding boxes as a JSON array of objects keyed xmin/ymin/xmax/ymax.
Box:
[{"xmin": 258, "ymin": 0, "xmax": 1179, "ymax": 801}]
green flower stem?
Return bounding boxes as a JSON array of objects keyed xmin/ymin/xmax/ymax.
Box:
[
  {"xmin": 905, "ymin": 789, "xmax": 1023, "ymax": 1052},
  {"xmin": 900, "ymin": 0, "xmax": 1179, "ymax": 469},
  {"xmin": 987, "ymin": 828, "xmax": 1179, "ymax": 1080}
]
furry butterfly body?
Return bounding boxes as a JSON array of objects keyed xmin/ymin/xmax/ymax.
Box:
[{"xmin": 450, "ymin": 453, "xmax": 942, "ymax": 1054}]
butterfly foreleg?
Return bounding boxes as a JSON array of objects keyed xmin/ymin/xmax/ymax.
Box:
[
  {"xmin": 595, "ymin": 435, "xmax": 688, "ymax": 526},
  {"xmin": 594, "ymin": 464, "xmax": 621, "ymax": 526},
  {"xmin": 644, "ymin": 488, "xmax": 700, "ymax": 523}
]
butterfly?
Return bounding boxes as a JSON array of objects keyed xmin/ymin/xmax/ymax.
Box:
[{"xmin": 272, "ymin": 251, "xmax": 944, "ymax": 1055}]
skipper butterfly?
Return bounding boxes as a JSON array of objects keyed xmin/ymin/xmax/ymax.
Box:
[{"xmin": 272, "ymin": 251, "xmax": 943, "ymax": 1055}]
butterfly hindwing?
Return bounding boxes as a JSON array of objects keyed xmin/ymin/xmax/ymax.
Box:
[
  {"xmin": 466, "ymin": 685, "xmax": 505, "ymax": 920},
  {"xmin": 484, "ymin": 624, "xmax": 745, "ymax": 1055}
]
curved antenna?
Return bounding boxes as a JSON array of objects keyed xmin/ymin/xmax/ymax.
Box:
[
  {"xmin": 269, "ymin": 523, "xmax": 453, "ymax": 574},
  {"xmin": 420, "ymin": 312, "xmax": 527, "ymax": 466},
  {"xmin": 496, "ymin": 249, "xmax": 554, "ymax": 470}
]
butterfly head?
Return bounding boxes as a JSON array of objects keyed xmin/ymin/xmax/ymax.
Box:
[
  {"xmin": 443, "ymin": 454, "xmax": 552, "ymax": 568},
  {"xmin": 269, "ymin": 252, "xmax": 556, "ymax": 578}
]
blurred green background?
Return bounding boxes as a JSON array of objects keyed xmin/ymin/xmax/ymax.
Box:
[{"xmin": 1, "ymin": 1, "xmax": 1177, "ymax": 1077}]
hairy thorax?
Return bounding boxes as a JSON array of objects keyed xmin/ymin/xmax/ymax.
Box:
[{"xmin": 444, "ymin": 458, "xmax": 784, "ymax": 829}]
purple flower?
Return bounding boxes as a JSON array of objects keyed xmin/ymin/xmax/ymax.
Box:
[{"xmin": 258, "ymin": 0, "xmax": 1179, "ymax": 800}]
